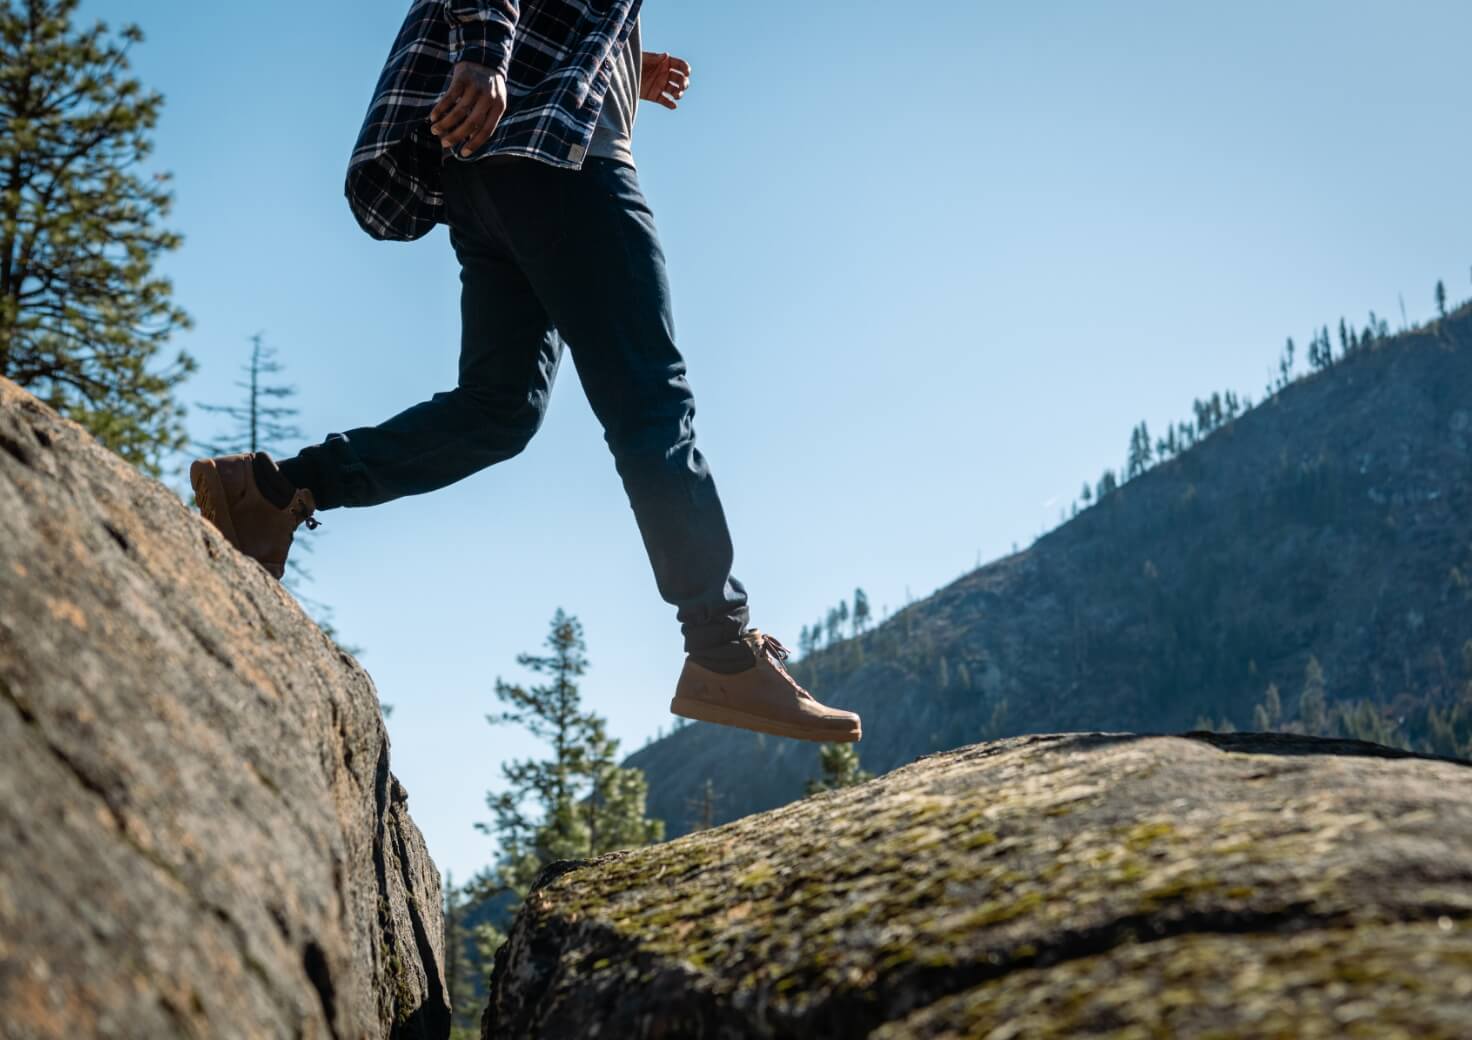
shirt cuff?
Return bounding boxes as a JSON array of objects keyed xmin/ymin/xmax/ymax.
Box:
[{"xmin": 448, "ymin": 15, "xmax": 515, "ymax": 78}]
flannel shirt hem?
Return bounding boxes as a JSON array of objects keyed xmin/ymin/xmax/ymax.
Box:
[{"xmin": 345, "ymin": 0, "xmax": 641, "ymax": 242}]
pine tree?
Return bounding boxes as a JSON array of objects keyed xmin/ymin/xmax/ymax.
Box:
[
  {"xmin": 980, "ymin": 698, "xmax": 1009, "ymax": 741},
  {"xmin": 0, "ymin": 0, "xmax": 194, "ymax": 474},
  {"xmin": 1126, "ymin": 421, "xmax": 1153, "ymax": 479},
  {"xmin": 685, "ymin": 778, "xmax": 720, "ymax": 832},
  {"xmin": 476, "ymin": 610, "xmax": 663, "ymax": 899},
  {"xmin": 1436, "ymin": 280, "xmax": 1447, "ymax": 319},
  {"xmin": 852, "ymin": 588, "xmax": 871, "ymax": 636},
  {"xmin": 824, "ymin": 607, "xmax": 841, "ymax": 647},
  {"xmin": 1426, "ymin": 702, "xmax": 1471, "ymax": 760},
  {"xmin": 583, "ymin": 720, "xmax": 662, "ymax": 856},
  {"xmin": 196, "ymin": 334, "xmax": 301, "ymax": 457},
  {"xmin": 1193, "ymin": 398, "xmax": 1214, "ymax": 435},
  {"xmin": 1300, "ymin": 656, "xmax": 1328, "ymax": 735},
  {"xmin": 1278, "ymin": 338, "xmax": 1295, "ymax": 387},
  {"xmin": 1252, "ymin": 682, "xmax": 1282, "ymax": 732},
  {"xmin": 1332, "ymin": 700, "xmax": 1402, "ymax": 747},
  {"xmin": 442, "ymin": 873, "xmax": 480, "ymax": 1034},
  {"xmin": 805, "ymin": 742, "xmax": 871, "ymax": 795}
]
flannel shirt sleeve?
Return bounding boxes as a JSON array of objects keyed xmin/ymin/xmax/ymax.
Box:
[{"xmin": 443, "ymin": 0, "xmax": 519, "ymax": 77}]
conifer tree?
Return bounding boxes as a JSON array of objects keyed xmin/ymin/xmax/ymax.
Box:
[
  {"xmin": 1436, "ymin": 280, "xmax": 1447, "ymax": 319},
  {"xmin": 1300, "ymin": 656, "xmax": 1328, "ymax": 735},
  {"xmin": 980, "ymin": 698, "xmax": 1009, "ymax": 741},
  {"xmin": 805, "ymin": 742, "xmax": 870, "ymax": 794},
  {"xmin": 1252, "ymin": 682, "xmax": 1282, "ymax": 732},
  {"xmin": 196, "ymin": 334, "xmax": 300, "ymax": 457},
  {"xmin": 852, "ymin": 588, "xmax": 871, "ymax": 636},
  {"xmin": 0, "ymin": 0, "xmax": 194, "ymax": 474},
  {"xmin": 476, "ymin": 610, "xmax": 663, "ymax": 899},
  {"xmin": 1126, "ymin": 421, "xmax": 1153, "ymax": 479},
  {"xmin": 1278, "ymin": 338, "xmax": 1295, "ymax": 388},
  {"xmin": 685, "ymin": 778, "xmax": 720, "ymax": 832},
  {"xmin": 583, "ymin": 721, "xmax": 662, "ymax": 856},
  {"xmin": 442, "ymin": 873, "xmax": 480, "ymax": 1034}
]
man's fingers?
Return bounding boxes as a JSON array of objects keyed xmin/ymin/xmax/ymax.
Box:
[
  {"xmin": 461, "ymin": 95, "xmax": 505, "ymax": 154},
  {"xmin": 434, "ymin": 90, "xmax": 481, "ymax": 144},
  {"xmin": 430, "ymin": 77, "xmax": 466, "ymax": 123},
  {"xmin": 668, "ymin": 57, "xmax": 691, "ymax": 76},
  {"xmin": 432, "ymin": 90, "xmax": 472, "ymax": 134},
  {"xmin": 656, "ymin": 94, "xmax": 678, "ymax": 111}
]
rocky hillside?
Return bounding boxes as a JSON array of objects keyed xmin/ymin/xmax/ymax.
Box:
[
  {"xmin": 630, "ymin": 307, "xmax": 1472, "ymax": 831},
  {"xmin": 485, "ymin": 732, "xmax": 1472, "ymax": 1038},
  {"xmin": 0, "ymin": 379, "xmax": 449, "ymax": 1039}
]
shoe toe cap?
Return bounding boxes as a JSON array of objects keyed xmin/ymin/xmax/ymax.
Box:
[{"xmin": 818, "ymin": 709, "xmax": 863, "ymax": 739}]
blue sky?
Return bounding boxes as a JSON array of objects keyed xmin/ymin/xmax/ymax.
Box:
[{"xmin": 106, "ymin": 0, "xmax": 1470, "ymax": 882}]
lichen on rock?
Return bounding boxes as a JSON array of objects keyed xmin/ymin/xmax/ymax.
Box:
[{"xmin": 482, "ymin": 732, "xmax": 1472, "ymax": 1038}]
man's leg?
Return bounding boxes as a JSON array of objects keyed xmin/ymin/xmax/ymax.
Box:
[
  {"xmin": 279, "ymin": 159, "xmax": 563, "ymax": 510},
  {"xmin": 443, "ymin": 155, "xmax": 861, "ymax": 742},
  {"xmin": 468, "ymin": 157, "xmax": 747, "ymax": 654}
]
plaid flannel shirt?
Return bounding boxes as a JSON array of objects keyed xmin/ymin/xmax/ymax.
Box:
[{"xmin": 346, "ymin": 0, "xmax": 642, "ymax": 241}]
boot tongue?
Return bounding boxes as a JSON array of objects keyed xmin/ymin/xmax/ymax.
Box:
[{"xmin": 251, "ymin": 452, "xmax": 296, "ymax": 510}]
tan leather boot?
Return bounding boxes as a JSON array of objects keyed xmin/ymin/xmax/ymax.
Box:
[
  {"xmin": 190, "ymin": 453, "xmax": 317, "ymax": 581},
  {"xmin": 671, "ymin": 630, "xmax": 862, "ymax": 743}
]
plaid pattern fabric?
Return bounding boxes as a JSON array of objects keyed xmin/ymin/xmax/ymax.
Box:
[{"xmin": 346, "ymin": 0, "xmax": 642, "ymax": 241}]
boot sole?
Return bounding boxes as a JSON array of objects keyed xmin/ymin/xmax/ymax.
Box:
[
  {"xmin": 189, "ymin": 459, "xmax": 241, "ymax": 551},
  {"xmin": 670, "ymin": 696, "xmax": 861, "ymax": 744}
]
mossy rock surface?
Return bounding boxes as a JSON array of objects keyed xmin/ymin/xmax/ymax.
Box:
[{"xmin": 482, "ymin": 732, "xmax": 1472, "ymax": 1038}]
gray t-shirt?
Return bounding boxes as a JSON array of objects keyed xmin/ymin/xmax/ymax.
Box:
[{"xmin": 588, "ymin": 18, "xmax": 641, "ymax": 166}]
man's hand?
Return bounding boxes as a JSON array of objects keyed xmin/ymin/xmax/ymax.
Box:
[
  {"xmin": 640, "ymin": 52, "xmax": 691, "ymax": 110},
  {"xmin": 430, "ymin": 62, "xmax": 507, "ymax": 156}
]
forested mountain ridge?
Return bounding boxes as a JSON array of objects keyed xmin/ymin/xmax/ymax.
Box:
[{"xmin": 628, "ymin": 303, "xmax": 1472, "ymax": 834}]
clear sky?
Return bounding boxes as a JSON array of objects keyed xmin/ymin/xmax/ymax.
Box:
[{"xmin": 103, "ymin": 0, "xmax": 1471, "ymax": 883}]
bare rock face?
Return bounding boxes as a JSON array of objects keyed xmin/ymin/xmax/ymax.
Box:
[
  {"xmin": 483, "ymin": 732, "xmax": 1472, "ymax": 1038},
  {"xmin": 0, "ymin": 378, "xmax": 449, "ymax": 1039}
]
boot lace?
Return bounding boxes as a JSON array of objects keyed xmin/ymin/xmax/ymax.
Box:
[
  {"xmin": 290, "ymin": 498, "xmax": 321, "ymax": 531},
  {"xmin": 760, "ymin": 632, "xmax": 793, "ymax": 664},
  {"xmin": 750, "ymin": 630, "xmax": 811, "ymax": 698}
]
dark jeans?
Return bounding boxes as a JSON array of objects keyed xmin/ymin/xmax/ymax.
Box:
[{"xmin": 287, "ymin": 156, "xmax": 748, "ymax": 652}]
